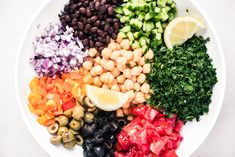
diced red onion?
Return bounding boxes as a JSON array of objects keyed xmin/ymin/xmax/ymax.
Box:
[{"xmin": 30, "ymin": 23, "xmax": 88, "ymax": 77}]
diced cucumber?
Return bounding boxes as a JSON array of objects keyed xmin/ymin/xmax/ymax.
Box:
[
  {"xmin": 131, "ymin": 41, "xmax": 140, "ymax": 49},
  {"xmin": 127, "ymin": 32, "xmax": 134, "ymax": 41},
  {"xmin": 155, "ymin": 7, "xmax": 160, "ymax": 13},
  {"xmin": 130, "ymin": 19, "xmax": 143, "ymax": 29},
  {"xmin": 115, "ymin": 7, "xmax": 123, "ymax": 14},
  {"xmin": 123, "ymin": 8, "xmax": 133, "ymax": 16},
  {"xmin": 121, "ymin": 25, "xmax": 131, "ymax": 33},
  {"xmin": 157, "ymin": 0, "xmax": 167, "ymax": 7},
  {"xmin": 151, "ymin": 29, "xmax": 158, "ymax": 35},
  {"xmin": 138, "ymin": 12, "xmax": 145, "ymax": 21},
  {"xmin": 155, "ymin": 33, "xmax": 162, "ymax": 40},
  {"xmin": 155, "ymin": 22, "xmax": 161, "ymax": 28},
  {"xmin": 143, "ymin": 21, "xmax": 155, "ymax": 32},
  {"xmin": 167, "ymin": 0, "xmax": 173, "ymax": 4},
  {"xmin": 118, "ymin": 32, "xmax": 127, "ymax": 38},
  {"xmin": 133, "ymin": 32, "xmax": 141, "ymax": 38},
  {"xmin": 145, "ymin": 12, "xmax": 154, "ymax": 21},
  {"xmin": 120, "ymin": 16, "xmax": 130, "ymax": 23}
]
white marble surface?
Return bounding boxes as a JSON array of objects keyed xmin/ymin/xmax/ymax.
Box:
[{"xmin": 0, "ymin": 0, "xmax": 234, "ymax": 156}]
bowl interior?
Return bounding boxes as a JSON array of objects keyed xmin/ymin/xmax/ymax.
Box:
[{"xmin": 15, "ymin": 0, "xmax": 226, "ymax": 157}]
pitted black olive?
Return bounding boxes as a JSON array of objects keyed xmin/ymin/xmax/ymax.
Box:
[
  {"xmin": 94, "ymin": 146, "xmax": 106, "ymax": 157},
  {"xmin": 83, "ymin": 150, "xmax": 97, "ymax": 157},
  {"xmin": 84, "ymin": 138, "xmax": 94, "ymax": 150},
  {"xmin": 102, "ymin": 123, "xmax": 111, "ymax": 133},
  {"xmin": 92, "ymin": 134, "xmax": 104, "ymax": 145},
  {"xmin": 104, "ymin": 141, "xmax": 112, "ymax": 150},
  {"xmin": 117, "ymin": 117, "xmax": 128, "ymax": 127},
  {"xmin": 81, "ymin": 123, "xmax": 97, "ymax": 137},
  {"xmin": 110, "ymin": 121, "xmax": 119, "ymax": 132}
]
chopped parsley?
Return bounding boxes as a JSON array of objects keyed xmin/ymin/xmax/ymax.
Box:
[{"xmin": 147, "ymin": 36, "xmax": 217, "ymax": 121}]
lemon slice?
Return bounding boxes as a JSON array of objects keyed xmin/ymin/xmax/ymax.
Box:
[
  {"xmin": 86, "ymin": 85, "xmax": 129, "ymax": 111},
  {"xmin": 164, "ymin": 16, "xmax": 206, "ymax": 49}
]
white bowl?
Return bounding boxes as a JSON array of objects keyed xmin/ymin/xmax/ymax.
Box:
[{"xmin": 15, "ymin": 0, "xmax": 226, "ymax": 157}]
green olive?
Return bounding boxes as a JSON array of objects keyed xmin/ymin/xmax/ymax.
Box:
[
  {"xmin": 63, "ymin": 140, "xmax": 76, "ymax": 149},
  {"xmin": 50, "ymin": 135, "xmax": 62, "ymax": 145},
  {"xmin": 75, "ymin": 135, "xmax": 84, "ymax": 146},
  {"xmin": 84, "ymin": 112, "xmax": 94, "ymax": 123},
  {"xmin": 62, "ymin": 130, "xmax": 75, "ymax": 143},
  {"xmin": 87, "ymin": 106, "xmax": 97, "ymax": 112},
  {"xmin": 57, "ymin": 126, "xmax": 68, "ymax": 136},
  {"xmin": 63, "ymin": 108, "xmax": 73, "ymax": 117},
  {"xmin": 69, "ymin": 119, "xmax": 82, "ymax": 131},
  {"xmin": 72, "ymin": 106, "xmax": 84, "ymax": 120},
  {"xmin": 78, "ymin": 94, "xmax": 85, "ymax": 105},
  {"xmin": 84, "ymin": 97, "xmax": 95, "ymax": 108},
  {"xmin": 69, "ymin": 129, "xmax": 79, "ymax": 135},
  {"xmin": 47, "ymin": 123, "xmax": 59, "ymax": 134},
  {"xmin": 93, "ymin": 108, "xmax": 100, "ymax": 115},
  {"xmin": 55, "ymin": 115, "xmax": 68, "ymax": 126}
]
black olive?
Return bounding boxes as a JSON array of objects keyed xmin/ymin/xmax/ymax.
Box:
[
  {"xmin": 93, "ymin": 132, "xmax": 105, "ymax": 145},
  {"xmin": 102, "ymin": 123, "xmax": 111, "ymax": 133},
  {"xmin": 104, "ymin": 141, "xmax": 113, "ymax": 150},
  {"xmin": 109, "ymin": 134, "xmax": 116, "ymax": 143},
  {"xmin": 84, "ymin": 138, "xmax": 94, "ymax": 150},
  {"xmin": 110, "ymin": 121, "xmax": 119, "ymax": 132},
  {"xmin": 104, "ymin": 152, "xmax": 111, "ymax": 157},
  {"xmin": 81, "ymin": 123, "xmax": 97, "ymax": 137},
  {"xmin": 83, "ymin": 150, "xmax": 97, "ymax": 157},
  {"xmin": 117, "ymin": 118, "xmax": 128, "ymax": 127},
  {"xmin": 94, "ymin": 146, "xmax": 106, "ymax": 157}
]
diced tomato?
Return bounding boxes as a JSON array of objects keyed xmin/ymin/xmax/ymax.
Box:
[
  {"xmin": 62, "ymin": 100, "xmax": 75, "ymax": 111},
  {"xmin": 115, "ymin": 105, "xmax": 184, "ymax": 157},
  {"xmin": 163, "ymin": 150, "xmax": 178, "ymax": 157},
  {"xmin": 150, "ymin": 140, "xmax": 166, "ymax": 156}
]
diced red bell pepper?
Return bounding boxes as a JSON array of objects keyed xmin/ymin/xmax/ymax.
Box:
[{"xmin": 62, "ymin": 100, "xmax": 75, "ymax": 111}]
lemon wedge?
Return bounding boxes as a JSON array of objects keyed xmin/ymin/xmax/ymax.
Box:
[
  {"xmin": 164, "ymin": 16, "xmax": 206, "ymax": 49},
  {"xmin": 86, "ymin": 85, "xmax": 129, "ymax": 111}
]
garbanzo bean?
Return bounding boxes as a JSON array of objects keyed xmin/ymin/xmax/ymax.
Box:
[
  {"xmin": 116, "ymin": 57, "xmax": 127, "ymax": 65},
  {"xmin": 134, "ymin": 82, "xmax": 141, "ymax": 91},
  {"xmin": 108, "ymin": 42, "xmax": 117, "ymax": 51},
  {"xmin": 120, "ymin": 39, "xmax": 130, "ymax": 50},
  {"xmin": 111, "ymin": 84, "xmax": 120, "ymax": 91},
  {"xmin": 144, "ymin": 49, "xmax": 154, "ymax": 60},
  {"xmin": 116, "ymin": 75, "xmax": 125, "ymax": 84},
  {"xmin": 123, "ymin": 69, "xmax": 131, "ymax": 79},
  {"xmin": 93, "ymin": 76, "xmax": 102, "ymax": 87},
  {"xmin": 93, "ymin": 65, "xmax": 103, "ymax": 75},
  {"xmin": 88, "ymin": 48, "xmax": 98, "ymax": 57},
  {"xmin": 131, "ymin": 67, "xmax": 141, "ymax": 76},
  {"xmin": 100, "ymin": 58, "xmax": 108, "ymax": 67},
  {"xmin": 104, "ymin": 60, "xmax": 115, "ymax": 71},
  {"xmin": 101, "ymin": 48, "xmax": 112, "ymax": 59},
  {"xmin": 110, "ymin": 50, "xmax": 121, "ymax": 60},
  {"xmin": 137, "ymin": 73, "xmax": 146, "ymax": 84},
  {"xmin": 143, "ymin": 63, "xmax": 151, "ymax": 74},
  {"xmin": 140, "ymin": 83, "xmax": 150, "ymax": 94},
  {"xmin": 111, "ymin": 68, "xmax": 120, "ymax": 77},
  {"xmin": 82, "ymin": 61, "xmax": 93, "ymax": 70},
  {"xmin": 124, "ymin": 79, "xmax": 134, "ymax": 90}
]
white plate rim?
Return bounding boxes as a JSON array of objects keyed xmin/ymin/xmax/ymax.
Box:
[{"xmin": 14, "ymin": 0, "xmax": 226, "ymax": 157}]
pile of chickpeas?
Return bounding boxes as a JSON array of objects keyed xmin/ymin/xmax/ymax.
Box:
[{"xmin": 82, "ymin": 34, "xmax": 154, "ymax": 117}]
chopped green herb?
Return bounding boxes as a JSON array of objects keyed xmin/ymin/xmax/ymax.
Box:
[{"xmin": 147, "ymin": 36, "xmax": 217, "ymax": 121}]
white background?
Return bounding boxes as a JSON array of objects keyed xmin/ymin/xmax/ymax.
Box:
[{"xmin": 0, "ymin": 0, "xmax": 234, "ymax": 156}]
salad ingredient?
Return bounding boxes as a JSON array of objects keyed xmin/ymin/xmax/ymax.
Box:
[
  {"xmin": 75, "ymin": 135, "xmax": 84, "ymax": 146},
  {"xmin": 62, "ymin": 130, "xmax": 75, "ymax": 143},
  {"xmin": 30, "ymin": 24, "xmax": 88, "ymax": 77},
  {"xmin": 62, "ymin": 101, "xmax": 76, "ymax": 111},
  {"xmin": 83, "ymin": 39, "xmax": 152, "ymax": 106},
  {"xmin": 148, "ymin": 36, "xmax": 217, "ymax": 121},
  {"xmin": 55, "ymin": 115, "xmax": 69, "ymax": 126},
  {"xmin": 57, "ymin": 126, "xmax": 69, "ymax": 136},
  {"xmin": 115, "ymin": 0, "xmax": 176, "ymax": 51},
  {"xmin": 72, "ymin": 105, "xmax": 85, "ymax": 120},
  {"xmin": 47, "ymin": 123, "xmax": 59, "ymax": 134},
  {"xmin": 50, "ymin": 135, "xmax": 62, "ymax": 145},
  {"xmin": 63, "ymin": 140, "xmax": 76, "ymax": 149},
  {"xmin": 69, "ymin": 119, "xmax": 83, "ymax": 131},
  {"xmin": 80, "ymin": 111, "xmax": 128, "ymax": 157},
  {"xmin": 115, "ymin": 105, "xmax": 183, "ymax": 157},
  {"xmin": 84, "ymin": 112, "xmax": 95, "ymax": 123},
  {"xmin": 59, "ymin": 0, "xmax": 122, "ymax": 51},
  {"xmin": 164, "ymin": 16, "xmax": 206, "ymax": 49},
  {"xmin": 86, "ymin": 85, "xmax": 129, "ymax": 111}
]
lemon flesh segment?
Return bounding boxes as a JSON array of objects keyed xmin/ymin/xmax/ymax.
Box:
[
  {"xmin": 164, "ymin": 16, "xmax": 206, "ymax": 49},
  {"xmin": 86, "ymin": 85, "xmax": 129, "ymax": 111}
]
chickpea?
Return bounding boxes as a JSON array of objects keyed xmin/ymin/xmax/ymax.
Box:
[
  {"xmin": 108, "ymin": 42, "xmax": 117, "ymax": 51},
  {"xmin": 83, "ymin": 74, "xmax": 93, "ymax": 84},
  {"xmin": 133, "ymin": 53, "xmax": 141, "ymax": 62},
  {"xmin": 100, "ymin": 58, "xmax": 108, "ymax": 67},
  {"xmin": 116, "ymin": 43, "xmax": 122, "ymax": 50},
  {"xmin": 110, "ymin": 50, "xmax": 121, "ymax": 60},
  {"xmin": 100, "ymin": 73, "xmax": 108, "ymax": 83},
  {"xmin": 131, "ymin": 76, "xmax": 137, "ymax": 82},
  {"xmin": 107, "ymin": 73, "xmax": 115, "ymax": 84},
  {"xmin": 90, "ymin": 68, "xmax": 97, "ymax": 76},
  {"xmin": 120, "ymin": 84, "xmax": 127, "ymax": 93},
  {"xmin": 88, "ymin": 48, "xmax": 98, "ymax": 57},
  {"xmin": 111, "ymin": 68, "xmax": 120, "ymax": 77},
  {"xmin": 104, "ymin": 60, "xmax": 115, "ymax": 71},
  {"xmin": 143, "ymin": 63, "xmax": 151, "ymax": 74},
  {"xmin": 133, "ymin": 48, "xmax": 143, "ymax": 56},
  {"xmin": 101, "ymin": 48, "xmax": 112, "ymax": 59},
  {"xmin": 93, "ymin": 76, "xmax": 102, "ymax": 87},
  {"xmin": 116, "ymin": 33, "xmax": 123, "ymax": 44},
  {"xmin": 140, "ymin": 83, "xmax": 150, "ymax": 94},
  {"xmin": 94, "ymin": 56, "xmax": 101, "ymax": 65},
  {"xmin": 116, "ymin": 57, "xmax": 127, "ymax": 65},
  {"xmin": 131, "ymin": 67, "xmax": 141, "ymax": 76},
  {"xmin": 124, "ymin": 79, "xmax": 134, "ymax": 90},
  {"xmin": 123, "ymin": 69, "xmax": 131, "ymax": 79},
  {"xmin": 82, "ymin": 61, "xmax": 93, "ymax": 71},
  {"xmin": 94, "ymin": 65, "xmax": 103, "ymax": 75},
  {"xmin": 135, "ymin": 92, "xmax": 145, "ymax": 103},
  {"xmin": 137, "ymin": 73, "xmax": 146, "ymax": 84},
  {"xmin": 102, "ymin": 84, "xmax": 109, "ymax": 89},
  {"xmin": 134, "ymin": 82, "xmax": 141, "ymax": 91},
  {"xmin": 117, "ymin": 64, "xmax": 126, "ymax": 72},
  {"xmin": 122, "ymin": 102, "xmax": 131, "ymax": 108},
  {"xmin": 111, "ymin": 84, "xmax": 120, "ymax": 92},
  {"xmin": 123, "ymin": 108, "xmax": 130, "ymax": 116},
  {"xmin": 122, "ymin": 50, "xmax": 133, "ymax": 61},
  {"xmin": 145, "ymin": 93, "xmax": 151, "ymax": 99},
  {"xmin": 126, "ymin": 90, "xmax": 135, "ymax": 102},
  {"xmin": 116, "ymin": 75, "xmax": 125, "ymax": 84},
  {"xmin": 145, "ymin": 49, "xmax": 154, "ymax": 60},
  {"xmin": 129, "ymin": 61, "xmax": 136, "ymax": 68},
  {"xmin": 138, "ymin": 57, "xmax": 145, "ymax": 66},
  {"xmin": 138, "ymin": 66, "xmax": 143, "ymax": 73},
  {"xmin": 127, "ymin": 115, "xmax": 134, "ymax": 121},
  {"xmin": 116, "ymin": 109, "xmax": 124, "ymax": 117},
  {"xmin": 120, "ymin": 39, "xmax": 130, "ymax": 50}
]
